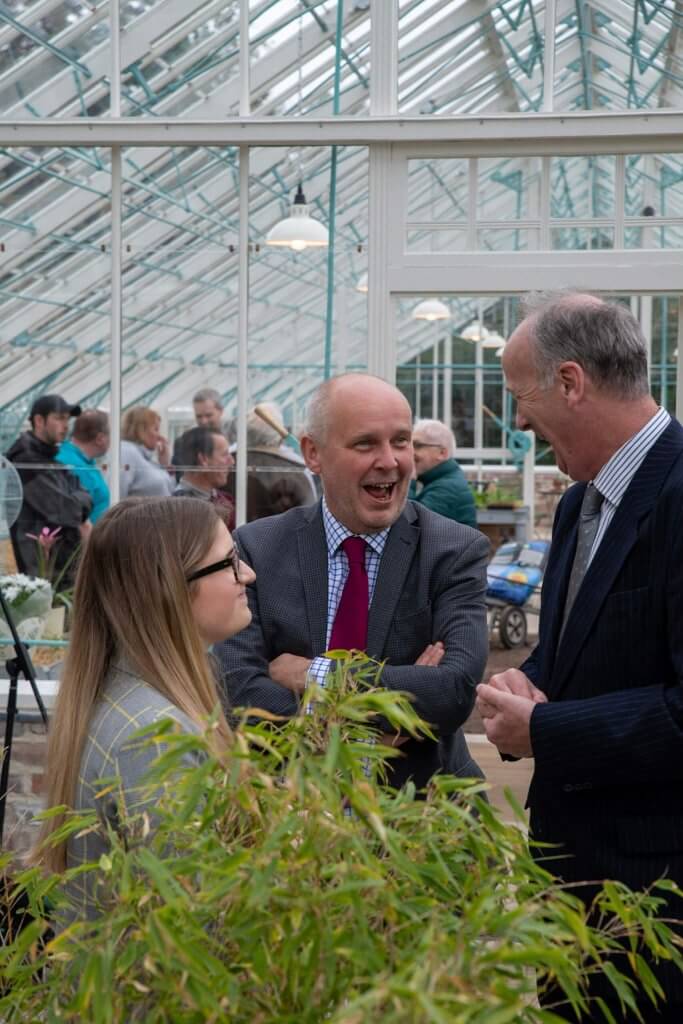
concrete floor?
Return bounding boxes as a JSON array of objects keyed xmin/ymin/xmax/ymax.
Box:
[{"xmin": 464, "ymin": 627, "xmax": 537, "ymax": 821}]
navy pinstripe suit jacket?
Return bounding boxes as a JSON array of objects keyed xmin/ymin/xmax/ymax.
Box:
[
  {"xmin": 525, "ymin": 419, "xmax": 683, "ymax": 913},
  {"xmin": 216, "ymin": 499, "xmax": 490, "ymax": 788}
]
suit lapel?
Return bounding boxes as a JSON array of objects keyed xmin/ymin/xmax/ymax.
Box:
[
  {"xmin": 549, "ymin": 420, "xmax": 683, "ymax": 698},
  {"xmin": 367, "ymin": 504, "xmax": 420, "ymax": 658},
  {"xmin": 296, "ymin": 502, "xmax": 329, "ymax": 654}
]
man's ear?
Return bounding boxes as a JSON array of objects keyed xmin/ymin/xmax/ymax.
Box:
[
  {"xmin": 558, "ymin": 361, "xmax": 584, "ymax": 406},
  {"xmin": 300, "ymin": 434, "xmax": 322, "ymax": 474},
  {"xmin": 197, "ymin": 451, "xmax": 209, "ymax": 469}
]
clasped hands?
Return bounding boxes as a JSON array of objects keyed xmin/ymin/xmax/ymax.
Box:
[{"xmin": 476, "ymin": 669, "xmax": 547, "ymax": 758}]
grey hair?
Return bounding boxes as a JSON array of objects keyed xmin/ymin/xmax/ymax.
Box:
[
  {"xmin": 193, "ymin": 387, "xmax": 223, "ymax": 409},
  {"xmin": 303, "ymin": 373, "xmax": 403, "ymax": 443},
  {"xmin": 413, "ymin": 418, "xmax": 455, "ymax": 457},
  {"xmin": 520, "ymin": 291, "xmax": 649, "ymax": 399}
]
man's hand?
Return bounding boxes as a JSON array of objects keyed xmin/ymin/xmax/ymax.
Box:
[
  {"xmin": 415, "ymin": 641, "xmax": 445, "ymax": 666},
  {"xmin": 269, "ymin": 653, "xmax": 312, "ymax": 694},
  {"xmin": 487, "ymin": 668, "xmax": 547, "ymax": 704},
  {"xmin": 475, "ymin": 683, "xmax": 535, "ymax": 758}
]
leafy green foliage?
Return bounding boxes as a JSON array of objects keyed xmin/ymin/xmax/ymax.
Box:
[{"xmin": 1, "ymin": 654, "xmax": 681, "ymax": 1022}]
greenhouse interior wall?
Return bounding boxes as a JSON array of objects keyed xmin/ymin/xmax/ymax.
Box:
[{"xmin": 1, "ymin": 0, "xmax": 683, "ymax": 856}]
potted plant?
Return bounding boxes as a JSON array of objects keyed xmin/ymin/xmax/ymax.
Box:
[
  {"xmin": 25, "ymin": 527, "xmax": 78, "ymax": 638},
  {"xmin": 0, "ymin": 573, "xmax": 53, "ymax": 643}
]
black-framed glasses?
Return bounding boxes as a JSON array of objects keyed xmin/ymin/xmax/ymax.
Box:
[
  {"xmin": 187, "ymin": 546, "xmax": 241, "ymax": 584},
  {"xmin": 412, "ymin": 441, "xmax": 443, "ymax": 451}
]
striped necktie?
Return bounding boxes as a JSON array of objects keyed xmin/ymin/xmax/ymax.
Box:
[{"xmin": 561, "ymin": 483, "xmax": 604, "ymax": 632}]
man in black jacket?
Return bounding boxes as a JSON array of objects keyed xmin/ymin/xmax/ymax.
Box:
[{"xmin": 6, "ymin": 394, "xmax": 92, "ymax": 586}]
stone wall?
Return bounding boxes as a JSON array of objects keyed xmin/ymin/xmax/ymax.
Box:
[{"xmin": 2, "ymin": 717, "xmax": 48, "ymax": 861}]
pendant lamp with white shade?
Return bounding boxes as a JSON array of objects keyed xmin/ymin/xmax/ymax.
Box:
[
  {"xmin": 412, "ymin": 298, "xmax": 451, "ymax": 321},
  {"xmin": 266, "ymin": 184, "xmax": 328, "ymax": 251}
]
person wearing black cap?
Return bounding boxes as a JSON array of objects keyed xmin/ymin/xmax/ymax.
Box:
[{"xmin": 5, "ymin": 394, "xmax": 93, "ymax": 586}]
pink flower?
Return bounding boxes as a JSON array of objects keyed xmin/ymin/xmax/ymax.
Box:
[{"xmin": 26, "ymin": 527, "xmax": 61, "ymax": 551}]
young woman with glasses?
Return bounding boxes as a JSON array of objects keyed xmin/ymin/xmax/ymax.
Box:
[{"xmin": 34, "ymin": 496, "xmax": 255, "ymax": 919}]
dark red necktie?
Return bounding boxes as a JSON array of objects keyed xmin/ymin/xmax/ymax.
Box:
[{"xmin": 328, "ymin": 537, "xmax": 368, "ymax": 651}]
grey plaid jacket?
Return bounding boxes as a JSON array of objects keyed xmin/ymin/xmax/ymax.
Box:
[
  {"xmin": 216, "ymin": 499, "xmax": 490, "ymax": 789},
  {"xmin": 60, "ymin": 664, "xmax": 201, "ymax": 924}
]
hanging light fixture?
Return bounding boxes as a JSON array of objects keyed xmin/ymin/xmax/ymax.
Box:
[
  {"xmin": 265, "ymin": 183, "xmax": 328, "ymax": 252},
  {"xmin": 481, "ymin": 330, "xmax": 506, "ymax": 349},
  {"xmin": 412, "ymin": 298, "xmax": 450, "ymax": 321},
  {"xmin": 461, "ymin": 320, "xmax": 489, "ymax": 342},
  {"xmin": 356, "ymin": 271, "xmax": 368, "ymax": 293}
]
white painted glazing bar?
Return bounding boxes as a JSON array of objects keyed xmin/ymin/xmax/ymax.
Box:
[
  {"xmin": 109, "ymin": 146, "xmax": 122, "ymax": 503},
  {"xmin": 443, "ymin": 332, "xmax": 453, "ymax": 433},
  {"xmin": 110, "ymin": 0, "xmax": 121, "ymax": 117},
  {"xmin": 543, "ymin": 0, "xmax": 556, "ymax": 113},
  {"xmin": 467, "ymin": 159, "xmax": 478, "ymax": 249},
  {"xmin": 370, "ymin": 0, "xmax": 398, "ymax": 115},
  {"xmin": 240, "ymin": 0, "xmax": 250, "ymax": 117},
  {"xmin": 614, "ymin": 155, "xmax": 625, "ymax": 249}
]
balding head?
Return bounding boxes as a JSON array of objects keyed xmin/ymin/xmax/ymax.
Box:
[
  {"xmin": 301, "ymin": 373, "xmax": 414, "ymax": 534},
  {"xmin": 513, "ymin": 290, "xmax": 649, "ymax": 400},
  {"xmin": 305, "ymin": 373, "xmax": 411, "ymax": 444}
]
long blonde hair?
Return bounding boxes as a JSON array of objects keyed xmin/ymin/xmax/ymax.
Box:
[{"xmin": 36, "ymin": 497, "xmax": 234, "ymax": 872}]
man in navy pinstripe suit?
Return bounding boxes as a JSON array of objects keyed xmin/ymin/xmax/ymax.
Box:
[
  {"xmin": 216, "ymin": 373, "xmax": 490, "ymax": 790},
  {"xmin": 477, "ymin": 292, "xmax": 683, "ymax": 1021}
]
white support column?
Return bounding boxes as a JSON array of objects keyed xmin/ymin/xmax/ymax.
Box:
[
  {"xmin": 677, "ymin": 298, "xmax": 683, "ymax": 422},
  {"xmin": 370, "ymin": 0, "xmax": 398, "ymax": 117},
  {"xmin": 542, "ymin": 0, "xmax": 556, "ymax": 113},
  {"xmin": 368, "ymin": 147, "xmax": 395, "ymax": 380},
  {"xmin": 368, "ymin": 0, "xmax": 397, "ymax": 381},
  {"xmin": 110, "ymin": 0, "xmax": 121, "ymax": 117},
  {"xmin": 235, "ymin": 146, "xmax": 250, "ymax": 527},
  {"xmin": 109, "ymin": 147, "xmax": 122, "ymax": 504},
  {"xmin": 522, "ymin": 434, "xmax": 536, "ymax": 540},
  {"xmin": 235, "ymin": 1, "xmax": 251, "ymax": 526}
]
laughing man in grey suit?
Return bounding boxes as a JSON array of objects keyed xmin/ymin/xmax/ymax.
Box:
[{"xmin": 216, "ymin": 373, "xmax": 489, "ymax": 789}]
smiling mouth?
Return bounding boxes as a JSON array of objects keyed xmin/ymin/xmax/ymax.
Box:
[{"xmin": 363, "ymin": 482, "xmax": 397, "ymax": 503}]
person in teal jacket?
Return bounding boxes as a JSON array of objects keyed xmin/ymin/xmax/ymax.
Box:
[
  {"xmin": 56, "ymin": 410, "xmax": 111, "ymax": 523},
  {"xmin": 410, "ymin": 418, "xmax": 478, "ymax": 530}
]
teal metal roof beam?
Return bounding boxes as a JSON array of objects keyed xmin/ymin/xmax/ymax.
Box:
[{"xmin": 0, "ymin": 6, "xmax": 93, "ymax": 79}]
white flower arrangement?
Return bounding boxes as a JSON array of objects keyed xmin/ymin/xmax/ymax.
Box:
[{"xmin": 0, "ymin": 573, "xmax": 53, "ymax": 639}]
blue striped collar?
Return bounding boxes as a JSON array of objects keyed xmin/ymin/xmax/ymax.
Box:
[
  {"xmin": 593, "ymin": 406, "xmax": 671, "ymax": 508},
  {"xmin": 321, "ymin": 497, "xmax": 390, "ymax": 557}
]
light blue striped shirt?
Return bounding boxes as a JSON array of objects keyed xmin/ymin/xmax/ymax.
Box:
[{"xmin": 588, "ymin": 406, "xmax": 670, "ymax": 565}]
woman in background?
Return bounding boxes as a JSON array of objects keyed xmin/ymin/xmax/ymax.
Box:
[
  {"xmin": 35, "ymin": 496, "xmax": 255, "ymax": 920},
  {"xmin": 119, "ymin": 406, "xmax": 174, "ymax": 497}
]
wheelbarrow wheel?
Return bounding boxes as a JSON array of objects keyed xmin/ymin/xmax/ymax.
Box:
[{"xmin": 499, "ymin": 605, "xmax": 527, "ymax": 648}]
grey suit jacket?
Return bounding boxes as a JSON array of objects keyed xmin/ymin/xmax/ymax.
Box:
[
  {"xmin": 216, "ymin": 500, "xmax": 489, "ymax": 787},
  {"xmin": 61, "ymin": 664, "xmax": 202, "ymax": 924}
]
